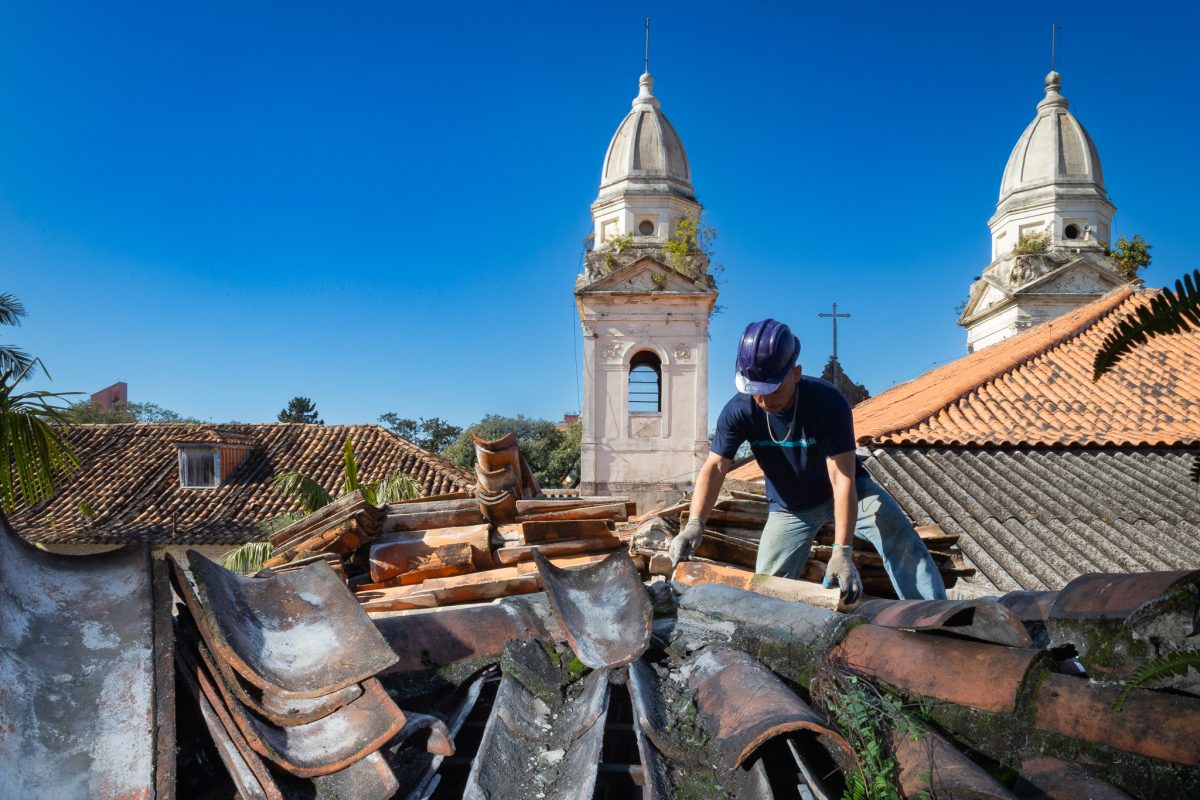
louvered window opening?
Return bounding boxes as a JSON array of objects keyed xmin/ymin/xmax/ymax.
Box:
[
  {"xmin": 179, "ymin": 447, "xmax": 218, "ymax": 488},
  {"xmin": 628, "ymin": 352, "xmax": 662, "ymax": 413}
]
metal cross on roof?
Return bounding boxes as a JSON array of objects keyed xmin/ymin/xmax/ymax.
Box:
[{"xmin": 817, "ymin": 303, "xmax": 851, "ymax": 366}]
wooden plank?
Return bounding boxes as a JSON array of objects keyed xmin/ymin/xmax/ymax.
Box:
[
  {"xmin": 522, "ymin": 519, "xmax": 614, "ymax": 544},
  {"xmin": 672, "ymin": 561, "xmax": 842, "ymax": 610},
  {"xmin": 694, "ymin": 530, "xmax": 758, "ymax": 569},
  {"xmin": 494, "ymin": 537, "xmax": 623, "ymax": 565},
  {"xmin": 515, "ymin": 503, "xmax": 629, "ymax": 524},
  {"xmin": 681, "ymin": 509, "xmax": 768, "ymax": 528},
  {"xmin": 712, "ymin": 499, "xmax": 770, "ymax": 517},
  {"xmin": 516, "ymin": 497, "xmax": 636, "ymax": 516},
  {"xmin": 382, "ymin": 506, "xmax": 486, "ymax": 532},
  {"xmin": 730, "ymin": 490, "xmax": 768, "ymax": 502},
  {"xmin": 386, "ymin": 492, "xmax": 469, "ymax": 507},
  {"xmin": 268, "ymin": 490, "xmax": 372, "ymax": 547}
]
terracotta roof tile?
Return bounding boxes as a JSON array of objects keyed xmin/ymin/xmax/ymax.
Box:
[
  {"xmin": 857, "ymin": 286, "xmax": 1200, "ymax": 446},
  {"xmin": 9, "ymin": 423, "xmax": 474, "ymax": 546}
]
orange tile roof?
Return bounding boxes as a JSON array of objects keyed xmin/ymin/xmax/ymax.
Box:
[
  {"xmin": 726, "ymin": 285, "xmax": 1200, "ymax": 482},
  {"xmin": 10, "ymin": 423, "xmax": 474, "ymax": 545}
]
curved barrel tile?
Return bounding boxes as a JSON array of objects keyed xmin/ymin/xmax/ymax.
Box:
[
  {"xmin": 533, "ymin": 549, "xmax": 652, "ymax": 670},
  {"xmin": 1050, "ymin": 571, "xmax": 1199, "ymax": 621},
  {"xmin": 1035, "ymin": 674, "xmax": 1200, "ymax": 767},
  {"xmin": 996, "ymin": 590, "xmax": 1058, "ymax": 624},
  {"xmin": 831, "ymin": 624, "xmax": 1045, "ymax": 714},
  {"xmin": 891, "ymin": 725, "xmax": 1017, "ymax": 799},
  {"xmin": 191, "ymin": 633, "xmax": 407, "ymax": 778},
  {"xmin": 686, "ymin": 646, "xmax": 856, "ymax": 770},
  {"xmin": 852, "ymin": 598, "xmax": 1033, "ymax": 647},
  {"xmin": 170, "ymin": 555, "xmax": 364, "ymax": 724},
  {"xmin": 1014, "ymin": 756, "xmax": 1133, "ymax": 800},
  {"xmin": 186, "ymin": 550, "xmax": 397, "ymax": 697},
  {"xmin": 0, "ymin": 512, "xmax": 158, "ymax": 800}
]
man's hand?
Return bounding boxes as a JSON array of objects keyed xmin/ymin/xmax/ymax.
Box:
[
  {"xmin": 669, "ymin": 519, "xmax": 704, "ymax": 567},
  {"xmin": 822, "ymin": 544, "xmax": 862, "ymax": 604}
]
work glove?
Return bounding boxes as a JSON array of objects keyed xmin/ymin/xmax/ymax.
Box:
[
  {"xmin": 669, "ymin": 518, "xmax": 705, "ymax": 567},
  {"xmin": 822, "ymin": 544, "xmax": 862, "ymax": 604}
]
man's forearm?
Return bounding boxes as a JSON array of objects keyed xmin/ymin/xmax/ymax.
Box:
[
  {"xmin": 832, "ymin": 480, "xmax": 857, "ymax": 547},
  {"xmin": 688, "ymin": 460, "xmax": 727, "ymax": 524}
]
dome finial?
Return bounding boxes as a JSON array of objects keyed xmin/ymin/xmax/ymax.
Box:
[
  {"xmin": 634, "ymin": 71, "xmax": 659, "ymax": 110},
  {"xmin": 1038, "ymin": 69, "xmax": 1068, "ymax": 111}
]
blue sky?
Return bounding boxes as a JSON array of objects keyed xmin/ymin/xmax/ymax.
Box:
[{"xmin": 4, "ymin": 1, "xmax": 1198, "ymax": 429}]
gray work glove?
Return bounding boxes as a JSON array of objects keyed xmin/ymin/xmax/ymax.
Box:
[
  {"xmin": 822, "ymin": 544, "xmax": 862, "ymax": 604},
  {"xmin": 669, "ymin": 518, "xmax": 705, "ymax": 567}
]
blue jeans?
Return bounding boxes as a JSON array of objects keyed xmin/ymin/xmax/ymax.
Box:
[{"xmin": 756, "ymin": 475, "xmax": 946, "ymax": 600}]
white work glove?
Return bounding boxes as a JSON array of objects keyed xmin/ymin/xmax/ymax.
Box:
[
  {"xmin": 669, "ymin": 518, "xmax": 705, "ymax": 567},
  {"xmin": 822, "ymin": 544, "xmax": 862, "ymax": 604}
]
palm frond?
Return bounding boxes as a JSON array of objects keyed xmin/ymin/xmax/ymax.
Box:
[
  {"xmin": 341, "ymin": 434, "xmax": 360, "ymax": 496},
  {"xmin": 270, "ymin": 470, "xmax": 332, "ymax": 515},
  {"xmin": 256, "ymin": 509, "xmax": 307, "ymax": 537},
  {"xmin": 0, "ymin": 344, "xmax": 35, "ymax": 376},
  {"xmin": 0, "ymin": 368, "xmax": 82, "ymax": 513},
  {"xmin": 1115, "ymin": 651, "xmax": 1200, "ymax": 710},
  {"xmin": 1094, "ymin": 269, "xmax": 1200, "ymax": 380},
  {"xmin": 369, "ymin": 472, "xmax": 423, "ymax": 504},
  {"xmin": 0, "ymin": 293, "xmax": 27, "ymax": 327},
  {"xmin": 220, "ymin": 541, "xmax": 275, "ymax": 575}
]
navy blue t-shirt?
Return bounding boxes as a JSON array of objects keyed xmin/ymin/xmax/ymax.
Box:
[{"xmin": 710, "ymin": 376, "xmax": 865, "ymax": 512}]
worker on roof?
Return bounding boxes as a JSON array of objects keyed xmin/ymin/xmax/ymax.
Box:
[{"xmin": 670, "ymin": 319, "xmax": 946, "ymax": 602}]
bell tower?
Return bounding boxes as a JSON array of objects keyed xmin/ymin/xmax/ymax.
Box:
[
  {"xmin": 959, "ymin": 70, "xmax": 1122, "ymax": 352},
  {"xmin": 575, "ymin": 69, "xmax": 717, "ymax": 511}
]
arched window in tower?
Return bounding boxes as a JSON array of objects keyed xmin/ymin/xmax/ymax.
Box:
[{"xmin": 628, "ymin": 351, "xmax": 662, "ymax": 413}]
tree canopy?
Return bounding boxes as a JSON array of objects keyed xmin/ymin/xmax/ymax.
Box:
[
  {"xmin": 60, "ymin": 400, "xmax": 197, "ymax": 424},
  {"xmin": 378, "ymin": 413, "xmax": 462, "ymax": 454},
  {"xmin": 278, "ymin": 396, "xmax": 322, "ymax": 424},
  {"xmin": 443, "ymin": 415, "xmax": 580, "ymax": 488}
]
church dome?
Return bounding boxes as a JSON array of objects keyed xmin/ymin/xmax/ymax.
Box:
[
  {"xmin": 998, "ymin": 72, "xmax": 1106, "ymax": 203},
  {"xmin": 598, "ymin": 73, "xmax": 694, "ymax": 201}
]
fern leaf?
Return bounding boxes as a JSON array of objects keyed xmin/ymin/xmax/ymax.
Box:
[
  {"xmin": 1094, "ymin": 269, "xmax": 1200, "ymax": 380},
  {"xmin": 1114, "ymin": 650, "xmax": 1200, "ymax": 710}
]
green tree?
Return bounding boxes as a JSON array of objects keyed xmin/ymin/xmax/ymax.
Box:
[
  {"xmin": 0, "ymin": 293, "xmax": 35, "ymax": 376},
  {"xmin": 378, "ymin": 413, "xmax": 462, "ymax": 454},
  {"xmin": 61, "ymin": 400, "xmax": 197, "ymax": 424},
  {"xmin": 1106, "ymin": 234, "xmax": 1153, "ymax": 281},
  {"xmin": 442, "ymin": 415, "xmax": 580, "ymax": 487},
  {"xmin": 277, "ymin": 396, "xmax": 322, "ymax": 424}
]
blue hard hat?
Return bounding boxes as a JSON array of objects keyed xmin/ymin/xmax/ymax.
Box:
[{"xmin": 735, "ymin": 319, "xmax": 800, "ymax": 394}]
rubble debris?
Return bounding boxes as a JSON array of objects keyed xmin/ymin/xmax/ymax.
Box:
[
  {"xmin": 0, "ymin": 511, "xmax": 168, "ymax": 800},
  {"xmin": 534, "ymin": 549, "xmax": 653, "ymax": 670}
]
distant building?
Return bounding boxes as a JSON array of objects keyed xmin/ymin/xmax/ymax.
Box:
[
  {"xmin": 90, "ymin": 381, "xmax": 128, "ymax": 410},
  {"xmin": 959, "ymin": 71, "xmax": 1125, "ymax": 352},
  {"xmin": 819, "ymin": 356, "xmax": 870, "ymax": 408},
  {"xmin": 575, "ymin": 70, "xmax": 717, "ymax": 511}
]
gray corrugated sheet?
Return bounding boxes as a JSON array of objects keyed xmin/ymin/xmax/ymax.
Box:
[{"xmin": 864, "ymin": 447, "xmax": 1200, "ymax": 593}]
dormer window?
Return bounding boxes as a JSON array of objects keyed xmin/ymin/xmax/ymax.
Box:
[
  {"xmin": 173, "ymin": 429, "xmax": 257, "ymax": 489},
  {"xmin": 179, "ymin": 446, "xmax": 219, "ymax": 488}
]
